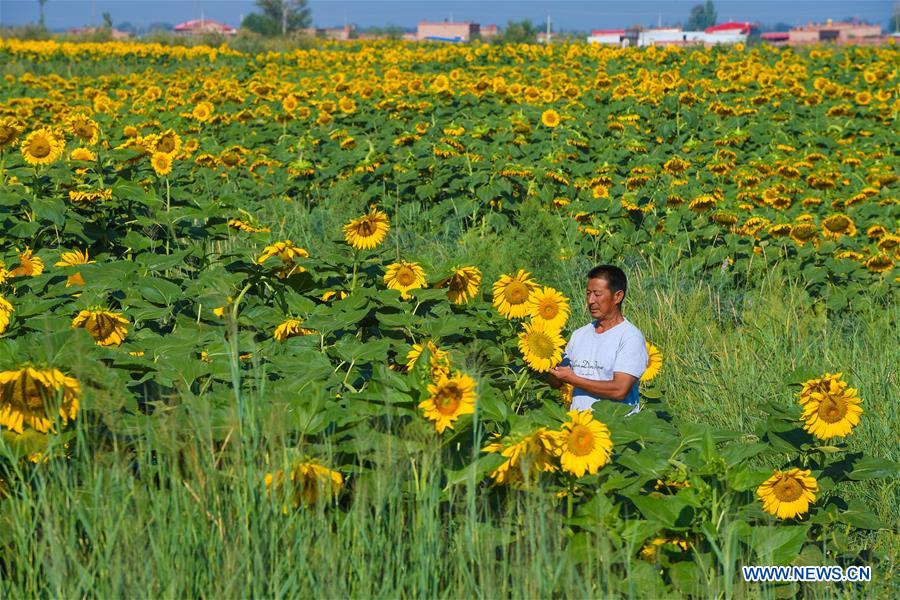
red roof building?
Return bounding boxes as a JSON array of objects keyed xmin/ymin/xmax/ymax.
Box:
[
  {"xmin": 173, "ymin": 19, "xmax": 236, "ymax": 35},
  {"xmin": 705, "ymin": 22, "xmax": 755, "ymax": 34}
]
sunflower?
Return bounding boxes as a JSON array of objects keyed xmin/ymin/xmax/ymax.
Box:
[
  {"xmin": 71, "ymin": 309, "xmax": 129, "ymax": 347},
  {"xmin": 343, "ymin": 209, "xmax": 390, "ymax": 250},
  {"xmin": 560, "ymin": 382, "xmax": 574, "ymax": 406},
  {"xmin": 631, "ymin": 342, "xmax": 660, "ymax": 384},
  {"xmin": 265, "ymin": 460, "xmax": 343, "ymax": 509},
  {"xmin": 153, "ymin": 129, "xmax": 182, "ymax": 156},
  {"xmin": 483, "ymin": 428, "xmax": 560, "ymax": 487},
  {"xmin": 526, "ymin": 286, "xmax": 570, "ymax": 331},
  {"xmin": 419, "ymin": 371, "xmax": 477, "ymax": 433},
  {"xmin": 406, "ymin": 340, "xmax": 451, "ymax": 380},
  {"xmin": 384, "ymin": 261, "xmax": 426, "ymax": 299},
  {"xmin": 281, "ymin": 94, "xmax": 299, "ymax": 113},
  {"xmin": 273, "ymin": 318, "xmax": 316, "ymax": 341},
  {"xmin": 0, "ymin": 367, "xmax": 80, "ymax": 434},
  {"xmin": 8, "ymin": 248, "xmax": 44, "ymax": 278},
  {"xmin": 757, "ymin": 468, "xmax": 818, "ymax": 519},
  {"xmin": 55, "ymin": 248, "xmax": 94, "ymax": 287},
  {"xmin": 0, "ymin": 117, "xmax": 23, "ymax": 148},
  {"xmin": 492, "ymin": 270, "xmax": 538, "ymax": 319},
  {"xmin": 555, "ymin": 410, "xmax": 613, "ymax": 477},
  {"xmin": 435, "ymin": 266, "xmax": 482, "ymax": 304},
  {"xmin": 191, "ymin": 101, "xmax": 214, "ymax": 122},
  {"xmin": 864, "ymin": 254, "xmax": 893, "ymax": 273},
  {"xmin": 69, "ymin": 147, "xmax": 96, "ymax": 162},
  {"xmin": 338, "ymin": 96, "xmax": 356, "ymax": 113},
  {"xmin": 20, "ymin": 128, "xmax": 65, "ymax": 166},
  {"xmin": 518, "ymin": 321, "xmax": 565, "ymax": 372},
  {"xmin": 821, "ymin": 213, "xmax": 856, "ymax": 240},
  {"xmin": 541, "ymin": 109, "xmax": 561, "ymax": 128},
  {"xmin": 67, "ymin": 115, "xmax": 99, "ymax": 145},
  {"xmin": 0, "ymin": 295, "xmax": 13, "ymax": 334},
  {"xmin": 321, "ymin": 290, "xmax": 349, "ymax": 302},
  {"xmin": 151, "ymin": 152, "xmax": 173, "ymax": 176},
  {"xmin": 797, "ymin": 372, "xmax": 863, "ymax": 439},
  {"xmin": 789, "ymin": 223, "xmax": 818, "ymax": 246},
  {"xmin": 257, "ymin": 240, "xmax": 309, "ymax": 265}
]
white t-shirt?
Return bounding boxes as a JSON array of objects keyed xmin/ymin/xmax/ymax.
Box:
[{"xmin": 563, "ymin": 318, "xmax": 648, "ymax": 412}]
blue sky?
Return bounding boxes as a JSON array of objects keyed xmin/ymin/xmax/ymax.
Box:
[{"xmin": 0, "ymin": 1, "xmax": 895, "ymax": 31}]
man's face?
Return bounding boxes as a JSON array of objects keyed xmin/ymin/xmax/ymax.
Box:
[{"xmin": 586, "ymin": 277, "xmax": 622, "ymax": 320}]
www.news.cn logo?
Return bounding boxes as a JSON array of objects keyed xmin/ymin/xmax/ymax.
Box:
[{"xmin": 742, "ymin": 565, "xmax": 872, "ymax": 582}]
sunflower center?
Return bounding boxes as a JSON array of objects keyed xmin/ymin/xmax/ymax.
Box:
[
  {"xmin": 773, "ymin": 476, "xmax": 803, "ymax": 502},
  {"xmin": 395, "ymin": 267, "xmax": 416, "ymax": 286},
  {"xmin": 30, "ymin": 137, "xmax": 52, "ymax": 158},
  {"xmin": 358, "ymin": 219, "xmax": 376, "ymax": 236},
  {"xmin": 504, "ymin": 281, "xmax": 529, "ymax": 304},
  {"xmin": 567, "ymin": 424, "xmax": 595, "ymax": 456},
  {"xmin": 527, "ymin": 332, "xmax": 555, "ymax": 358},
  {"xmin": 434, "ymin": 385, "xmax": 462, "ymax": 415},
  {"xmin": 817, "ymin": 396, "xmax": 848, "ymax": 423},
  {"xmin": 158, "ymin": 137, "xmax": 175, "ymax": 153},
  {"xmin": 11, "ymin": 374, "xmax": 49, "ymax": 411},
  {"xmin": 539, "ymin": 301, "xmax": 559, "ymax": 319}
]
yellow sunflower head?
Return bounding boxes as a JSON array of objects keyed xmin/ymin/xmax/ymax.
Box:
[
  {"xmin": 797, "ymin": 372, "xmax": 863, "ymax": 439},
  {"xmin": 526, "ymin": 286, "xmax": 570, "ymax": 331},
  {"xmin": 20, "ymin": 127, "xmax": 65, "ymax": 166},
  {"xmin": 436, "ymin": 266, "xmax": 482, "ymax": 304},
  {"xmin": 757, "ymin": 468, "xmax": 817, "ymax": 519},
  {"xmin": 67, "ymin": 115, "xmax": 99, "ymax": 145},
  {"xmin": 541, "ymin": 109, "xmax": 561, "ymax": 128},
  {"xmin": 384, "ymin": 261, "xmax": 426, "ymax": 299},
  {"xmin": 641, "ymin": 342, "xmax": 662, "ymax": 382},
  {"xmin": 864, "ymin": 254, "xmax": 893, "ymax": 273},
  {"xmin": 556, "ymin": 410, "xmax": 613, "ymax": 477},
  {"xmin": 273, "ymin": 318, "xmax": 316, "ymax": 341},
  {"xmin": 151, "ymin": 152, "xmax": 173, "ymax": 176},
  {"xmin": 154, "ymin": 129, "xmax": 182, "ymax": 156},
  {"xmin": 821, "ymin": 213, "xmax": 856, "ymax": 240},
  {"xmin": 69, "ymin": 147, "xmax": 96, "ymax": 162},
  {"xmin": 406, "ymin": 340, "xmax": 451, "ymax": 380},
  {"xmin": 71, "ymin": 308, "xmax": 129, "ymax": 347},
  {"xmin": 418, "ymin": 371, "xmax": 477, "ymax": 433},
  {"xmin": 492, "ymin": 270, "xmax": 538, "ymax": 319},
  {"xmin": 265, "ymin": 460, "xmax": 343, "ymax": 509},
  {"xmin": 8, "ymin": 247, "xmax": 44, "ymax": 278},
  {"xmin": 518, "ymin": 321, "xmax": 565, "ymax": 373},
  {"xmin": 0, "ymin": 367, "xmax": 80, "ymax": 433},
  {"xmin": 483, "ymin": 428, "xmax": 560, "ymax": 487},
  {"xmin": 343, "ymin": 209, "xmax": 390, "ymax": 250},
  {"xmin": 191, "ymin": 101, "xmax": 214, "ymax": 122},
  {"xmin": 0, "ymin": 117, "xmax": 23, "ymax": 148}
]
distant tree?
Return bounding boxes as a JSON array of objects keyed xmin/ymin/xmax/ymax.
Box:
[
  {"xmin": 254, "ymin": 0, "xmax": 311, "ymax": 36},
  {"xmin": 37, "ymin": 0, "xmax": 47, "ymax": 28},
  {"xmin": 241, "ymin": 13, "xmax": 281, "ymax": 37},
  {"xmin": 147, "ymin": 22, "xmax": 173, "ymax": 32},
  {"xmin": 102, "ymin": 11, "xmax": 112, "ymax": 29},
  {"xmin": 686, "ymin": 0, "xmax": 717, "ymax": 31},
  {"xmin": 893, "ymin": 4, "xmax": 900, "ymax": 32},
  {"xmin": 116, "ymin": 22, "xmax": 137, "ymax": 35},
  {"xmin": 498, "ymin": 19, "xmax": 538, "ymax": 43}
]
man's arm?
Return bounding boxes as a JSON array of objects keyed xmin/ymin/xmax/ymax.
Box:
[{"xmin": 547, "ymin": 366, "xmax": 637, "ymax": 402}]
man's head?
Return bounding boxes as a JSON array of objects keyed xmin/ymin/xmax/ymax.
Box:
[{"xmin": 586, "ymin": 265, "xmax": 627, "ymax": 320}]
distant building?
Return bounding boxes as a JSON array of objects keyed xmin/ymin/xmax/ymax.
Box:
[
  {"xmin": 301, "ymin": 25, "xmax": 356, "ymax": 40},
  {"xmin": 173, "ymin": 19, "xmax": 236, "ymax": 35},
  {"xmin": 588, "ymin": 25, "xmax": 752, "ymax": 47},
  {"xmin": 480, "ymin": 24, "xmax": 500, "ymax": 39},
  {"xmin": 783, "ymin": 19, "xmax": 883, "ymax": 45},
  {"xmin": 417, "ymin": 21, "xmax": 480, "ymax": 42}
]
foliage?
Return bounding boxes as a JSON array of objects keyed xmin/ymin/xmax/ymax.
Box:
[
  {"xmin": 250, "ymin": 0, "xmax": 312, "ymax": 36},
  {"xmin": 497, "ymin": 20, "xmax": 540, "ymax": 44},
  {"xmin": 687, "ymin": 0, "xmax": 718, "ymax": 31}
]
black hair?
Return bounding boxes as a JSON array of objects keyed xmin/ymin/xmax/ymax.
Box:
[{"xmin": 586, "ymin": 265, "xmax": 627, "ymax": 300}]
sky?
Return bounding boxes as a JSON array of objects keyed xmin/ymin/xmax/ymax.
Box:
[{"xmin": 0, "ymin": 0, "xmax": 895, "ymax": 32}]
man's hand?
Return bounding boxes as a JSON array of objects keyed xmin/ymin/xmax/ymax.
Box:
[{"xmin": 548, "ymin": 365, "xmax": 575, "ymax": 385}]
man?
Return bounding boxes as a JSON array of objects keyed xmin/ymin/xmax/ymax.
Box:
[{"xmin": 549, "ymin": 265, "xmax": 648, "ymax": 414}]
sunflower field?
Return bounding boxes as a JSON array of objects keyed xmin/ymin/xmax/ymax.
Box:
[{"xmin": 0, "ymin": 37, "xmax": 898, "ymax": 596}]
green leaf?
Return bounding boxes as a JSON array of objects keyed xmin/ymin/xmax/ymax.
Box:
[
  {"xmin": 748, "ymin": 525, "xmax": 809, "ymax": 565},
  {"xmin": 847, "ymin": 456, "xmax": 899, "ymax": 481}
]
